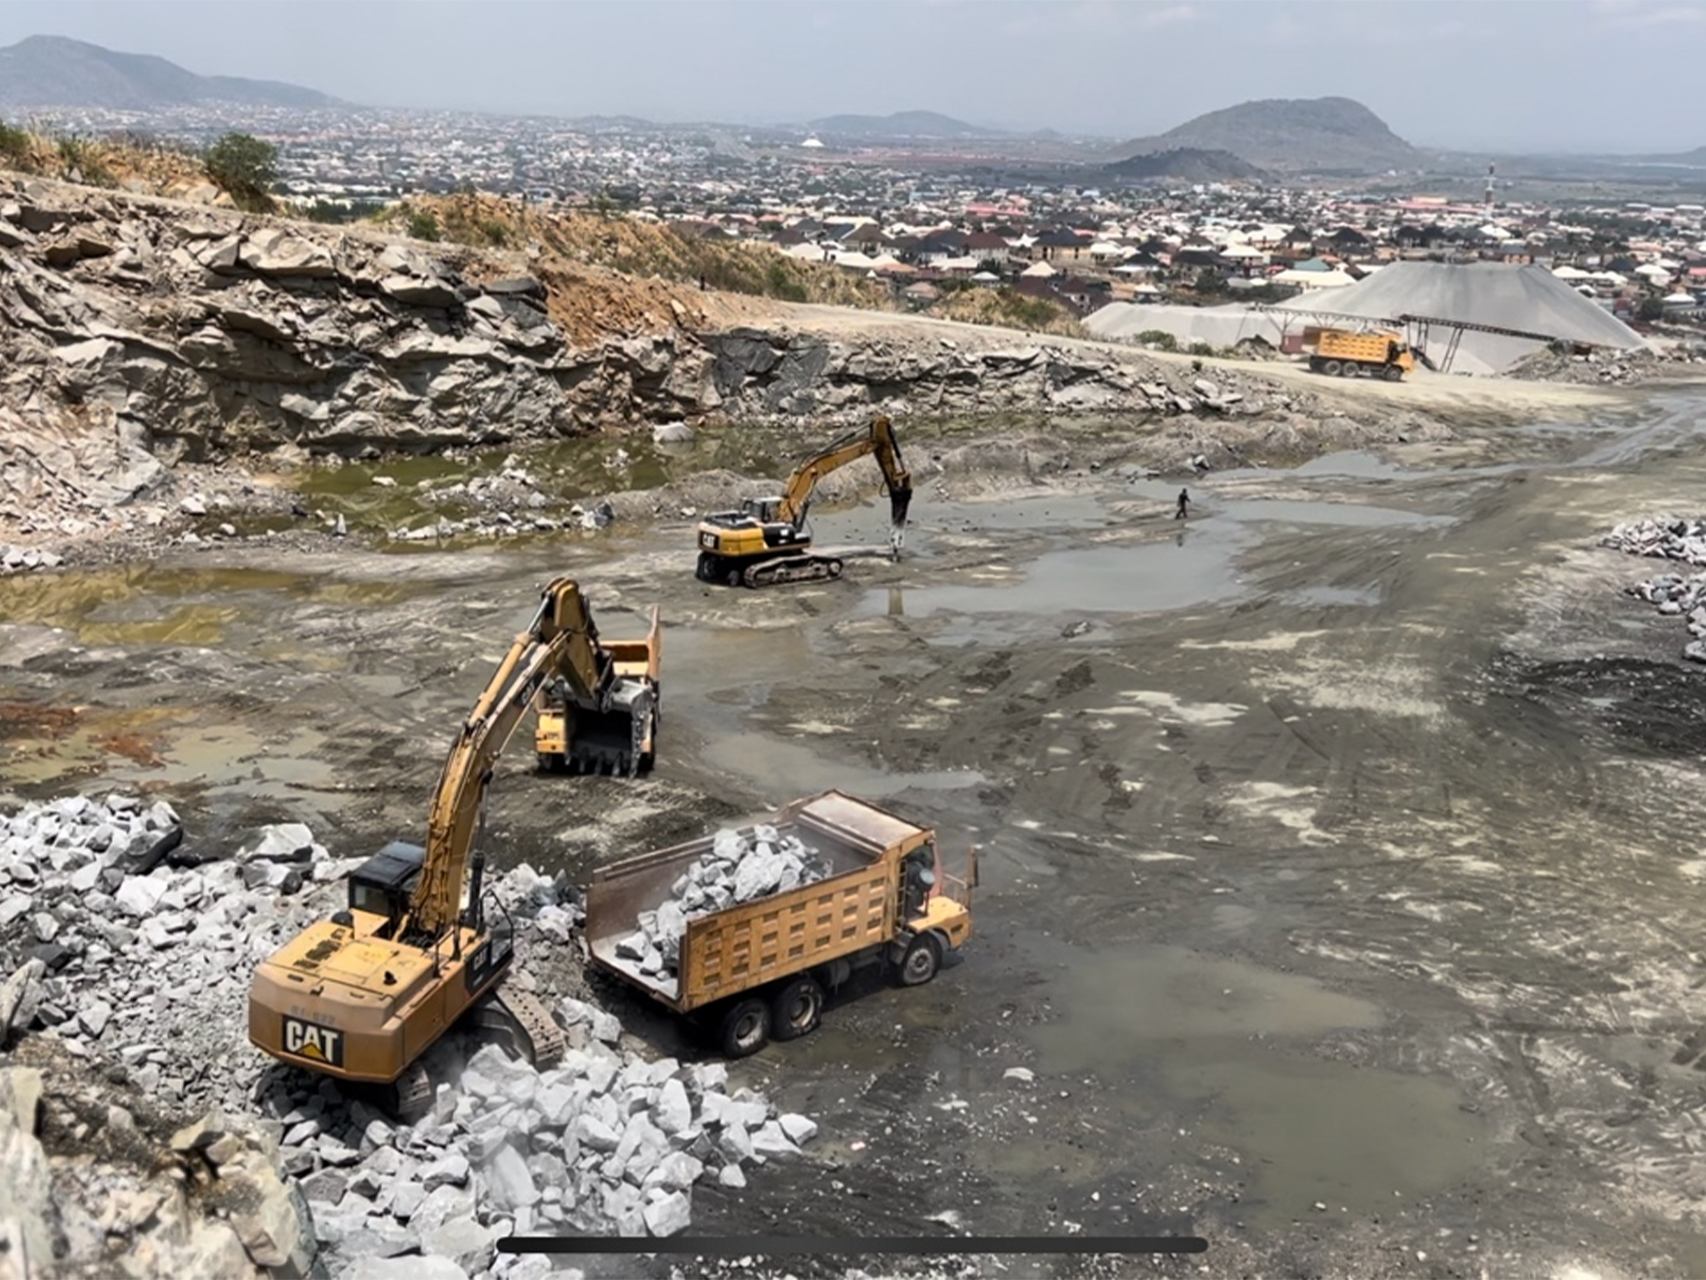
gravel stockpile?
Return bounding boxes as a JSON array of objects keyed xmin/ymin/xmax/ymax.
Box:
[{"xmin": 616, "ymin": 825, "xmax": 834, "ymax": 984}]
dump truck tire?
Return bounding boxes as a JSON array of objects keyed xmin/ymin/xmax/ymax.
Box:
[
  {"xmin": 719, "ymin": 997, "xmax": 771, "ymax": 1057},
  {"xmin": 1384, "ymin": 365, "xmax": 1404, "ymax": 382},
  {"xmin": 897, "ymin": 932, "xmax": 942, "ymax": 987},
  {"xmin": 769, "ymin": 975, "xmax": 824, "ymax": 1041},
  {"xmin": 1320, "ymin": 360, "xmax": 1342, "ymax": 377}
]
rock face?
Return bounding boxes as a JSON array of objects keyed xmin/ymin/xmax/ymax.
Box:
[
  {"xmin": 0, "ymin": 1066, "xmax": 314, "ymax": 1280},
  {"xmin": 0, "ymin": 175, "xmax": 581, "ymax": 505}
]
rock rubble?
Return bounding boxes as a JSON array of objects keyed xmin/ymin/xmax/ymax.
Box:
[
  {"xmin": 616, "ymin": 825, "xmax": 833, "ymax": 985},
  {"xmin": 0, "ymin": 792, "xmax": 818, "ymax": 1280},
  {"xmin": 1601, "ymin": 516, "xmax": 1706, "ymax": 661}
]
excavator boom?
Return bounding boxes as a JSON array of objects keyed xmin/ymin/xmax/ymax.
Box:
[
  {"xmin": 777, "ymin": 414, "xmax": 913, "ymax": 531},
  {"xmin": 247, "ymin": 577, "xmax": 658, "ymax": 1102}
]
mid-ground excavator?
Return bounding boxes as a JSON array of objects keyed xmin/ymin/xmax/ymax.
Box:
[
  {"xmin": 247, "ymin": 578, "xmax": 660, "ymax": 1118},
  {"xmin": 694, "ymin": 413, "xmax": 913, "ymax": 588}
]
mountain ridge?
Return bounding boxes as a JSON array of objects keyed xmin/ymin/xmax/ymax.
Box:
[
  {"xmin": 804, "ymin": 110, "xmax": 1005, "ymax": 139},
  {"xmin": 1109, "ymin": 96, "xmax": 1419, "ymax": 174},
  {"xmin": 0, "ymin": 35, "xmax": 343, "ymax": 111}
]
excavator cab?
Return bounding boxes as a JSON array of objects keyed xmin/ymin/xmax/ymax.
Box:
[
  {"xmin": 741, "ymin": 497, "xmax": 785, "ymax": 524},
  {"xmin": 346, "ymin": 841, "xmax": 424, "ymax": 938}
]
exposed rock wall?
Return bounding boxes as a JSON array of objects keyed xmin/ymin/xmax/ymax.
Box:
[{"xmin": 0, "ymin": 173, "xmax": 1321, "ymax": 547}]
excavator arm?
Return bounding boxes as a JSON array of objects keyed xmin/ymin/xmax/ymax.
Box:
[
  {"xmin": 403, "ymin": 577, "xmax": 603, "ymax": 941},
  {"xmin": 777, "ymin": 414, "xmax": 914, "ymax": 539}
]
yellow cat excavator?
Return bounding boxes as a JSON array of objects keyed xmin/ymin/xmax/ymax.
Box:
[
  {"xmin": 695, "ymin": 413, "xmax": 913, "ymax": 588},
  {"xmin": 247, "ymin": 577, "xmax": 659, "ymax": 1118}
]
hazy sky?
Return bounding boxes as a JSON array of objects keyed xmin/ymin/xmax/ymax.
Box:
[{"xmin": 2, "ymin": 0, "xmax": 1703, "ymax": 153}]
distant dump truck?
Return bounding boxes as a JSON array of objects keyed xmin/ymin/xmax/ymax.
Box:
[
  {"xmin": 1310, "ymin": 328, "xmax": 1415, "ymax": 382},
  {"xmin": 585, "ymin": 790, "xmax": 976, "ymax": 1057}
]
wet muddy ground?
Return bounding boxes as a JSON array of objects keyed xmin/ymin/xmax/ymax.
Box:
[{"xmin": 6, "ymin": 397, "xmax": 1706, "ymax": 1278}]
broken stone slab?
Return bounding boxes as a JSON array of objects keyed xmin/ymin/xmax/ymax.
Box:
[
  {"xmin": 422, "ymin": 1214, "xmax": 499, "ymax": 1274},
  {"xmin": 347, "ymin": 1254, "xmax": 472, "ymax": 1280},
  {"xmin": 485, "ymin": 1142, "xmax": 540, "ymax": 1211},
  {"xmin": 642, "ymin": 1188, "xmax": 692, "ymax": 1237},
  {"xmin": 236, "ymin": 823, "xmax": 318, "ymax": 863},
  {"xmin": 0, "ymin": 959, "xmax": 46, "ymax": 1045}
]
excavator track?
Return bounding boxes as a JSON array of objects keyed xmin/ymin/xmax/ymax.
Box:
[
  {"xmin": 385, "ymin": 1060, "xmax": 435, "ymax": 1124},
  {"xmin": 743, "ymin": 554, "xmax": 845, "ymax": 588},
  {"xmin": 472, "ymin": 982, "xmax": 566, "ymax": 1071}
]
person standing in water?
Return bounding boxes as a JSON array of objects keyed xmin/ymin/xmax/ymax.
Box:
[{"xmin": 1175, "ymin": 488, "xmax": 1191, "ymax": 520}]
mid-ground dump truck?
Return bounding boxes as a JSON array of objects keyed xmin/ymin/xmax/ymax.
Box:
[
  {"xmin": 586, "ymin": 791, "xmax": 975, "ymax": 1057},
  {"xmin": 1309, "ymin": 327, "xmax": 1415, "ymax": 381}
]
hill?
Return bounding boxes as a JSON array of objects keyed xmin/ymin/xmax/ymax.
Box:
[
  {"xmin": 0, "ymin": 35, "xmax": 342, "ymax": 111},
  {"xmin": 806, "ymin": 110, "xmax": 1005, "ymax": 139},
  {"xmin": 1103, "ymin": 147, "xmax": 1267, "ymax": 184},
  {"xmin": 1109, "ymin": 96, "xmax": 1418, "ymax": 174}
]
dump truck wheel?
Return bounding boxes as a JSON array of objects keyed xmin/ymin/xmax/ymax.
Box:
[
  {"xmin": 897, "ymin": 932, "xmax": 942, "ymax": 987},
  {"xmin": 1320, "ymin": 359, "xmax": 1342, "ymax": 377},
  {"xmin": 719, "ymin": 998, "xmax": 771, "ymax": 1057},
  {"xmin": 769, "ymin": 975, "xmax": 824, "ymax": 1041},
  {"xmin": 1384, "ymin": 365, "xmax": 1404, "ymax": 382}
]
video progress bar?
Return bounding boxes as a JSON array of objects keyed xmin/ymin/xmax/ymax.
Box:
[{"xmin": 499, "ymin": 1235, "xmax": 1208, "ymax": 1256}]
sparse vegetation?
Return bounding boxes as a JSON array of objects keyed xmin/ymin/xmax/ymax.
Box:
[
  {"xmin": 203, "ymin": 131, "xmax": 278, "ymax": 212},
  {"xmin": 933, "ymin": 285, "xmax": 1083, "ymax": 337},
  {"xmin": 296, "ymin": 198, "xmax": 389, "ymax": 224},
  {"xmin": 0, "ymin": 119, "xmax": 30, "ymax": 162},
  {"xmin": 1137, "ymin": 329, "xmax": 1179, "ymax": 351},
  {"xmin": 406, "ymin": 209, "xmax": 442, "ymax": 241},
  {"xmin": 55, "ymin": 136, "xmax": 113, "ymax": 187},
  {"xmin": 381, "ymin": 192, "xmax": 891, "ymax": 313},
  {"xmin": 1188, "ymin": 341, "xmax": 1215, "ymax": 357}
]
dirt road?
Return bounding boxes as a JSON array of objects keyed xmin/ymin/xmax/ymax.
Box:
[{"xmin": 4, "ymin": 387, "xmax": 1706, "ymax": 1278}]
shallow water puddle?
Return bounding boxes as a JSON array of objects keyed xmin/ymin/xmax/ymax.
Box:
[
  {"xmin": 706, "ymin": 731, "xmax": 985, "ymax": 800},
  {"xmin": 1025, "ymin": 938, "xmax": 1486, "ymax": 1224},
  {"xmin": 871, "ymin": 535, "xmax": 1252, "ymax": 617},
  {"xmin": 0, "ymin": 566, "xmax": 436, "ymax": 646}
]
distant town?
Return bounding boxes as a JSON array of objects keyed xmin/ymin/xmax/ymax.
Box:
[{"xmin": 11, "ymin": 77, "xmax": 1706, "ymax": 360}]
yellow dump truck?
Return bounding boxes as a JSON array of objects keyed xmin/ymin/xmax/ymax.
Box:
[
  {"xmin": 1310, "ymin": 328, "xmax": 1415, "ymax": 382},
  {"xmin": 585, "ymin": 790, "xmax": 975, "ymax": 1057}
]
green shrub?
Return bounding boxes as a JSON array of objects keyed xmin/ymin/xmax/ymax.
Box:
[
  {"xmin": 204, "ymin": 132, "xmax": 278, "ymax": 211},
  {"xmin": 407, "ymin": 209, "xmax": 442, "ymax": 242},
  {"xmin": 1137, "ymin": 329, "xmax": 1178, "ymax": 351},
  {"xmin": 0, "ymin": 120, "xmax": 29, "ymax": 161}
]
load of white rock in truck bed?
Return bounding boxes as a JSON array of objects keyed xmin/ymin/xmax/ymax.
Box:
[{"xmin": 616, "ymin": 825, "xmax": 834, "ymax": 983}]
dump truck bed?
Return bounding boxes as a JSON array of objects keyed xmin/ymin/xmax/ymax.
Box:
[{"xmin": 586, "ymin": 791, "xmax": 931, "ymax": 1014}]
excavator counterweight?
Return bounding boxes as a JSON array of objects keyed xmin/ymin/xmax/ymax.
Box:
[
  {"xmin": 246, "ymin": 577, "xmax": 659, "ymax": 1119},
  {"xmin": 695, "ymin": 413, "xmax": 914, "ymax": 588}
]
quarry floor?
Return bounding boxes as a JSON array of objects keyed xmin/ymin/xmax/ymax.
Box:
[{"xmin": 6, "ymin": 388, "xmax": 1706, "ymax": 1279}]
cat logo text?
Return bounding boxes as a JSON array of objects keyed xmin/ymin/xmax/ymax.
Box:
[{"xmin": 281, "ymin": 1016, "xmax": 344, "ymax": 1069}]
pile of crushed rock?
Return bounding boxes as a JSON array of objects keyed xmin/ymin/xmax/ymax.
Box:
[
  {"xmin": 0, "ymin": 791, "xmax": 818, "ymax": 1280},
  {"xmin": 1600, "ymin": 516, "xmax": 1706, "ymax": 662},
  {"xmin": 616, "ymin": 825, "xmax": 833, "ymax": 983}
]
